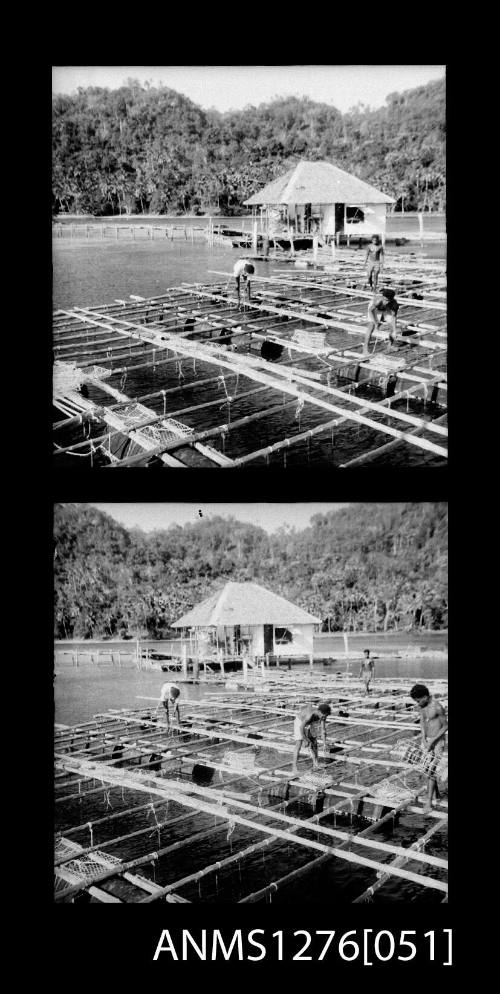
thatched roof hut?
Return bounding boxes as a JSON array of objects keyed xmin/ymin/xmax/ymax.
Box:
[
  {"xmin": 173, "ymin": 582, "xmax": 320, "ymax": 659},
  {"xmin": 244, "ymin": 159, "xmax": 394, "ymax": 240},
  {"xmin": 174, "ymin": 581, "xmax": 320, "ymax": 627}
]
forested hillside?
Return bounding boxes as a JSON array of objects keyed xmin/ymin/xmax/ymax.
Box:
[
  {"xmin": 52, "ymin": 78, "xmax": 445, "ymax": 217},
  {"xmin": 54, "ymin": 504, "xmax": 448, "ymax": 640}
]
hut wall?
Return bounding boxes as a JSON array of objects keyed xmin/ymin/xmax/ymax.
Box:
[
  {"xmin": 210, "ymin": 624, "xmax": 314, "ymax": 657},
  {"xmin": 250, "ymin": 625, "xmax": 265, "ymax": 655},
  {"xmin": 214, "ymin": 624, "xmax": 262, "ymax": 655},
  {"xmin": 273, "ymin": 623, "xmax": 315, "ymax": 657},
  {"xmin": 344, "ymin": 203, "xmax": 387, "ymax": 237},
  {"xmin": 322, "ymin": 204, "xmax": 337, "ymax": 235}
]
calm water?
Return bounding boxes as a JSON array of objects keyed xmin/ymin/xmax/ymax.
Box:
[
  {"xmin": 54, "ymin": 654, "xmax": 447, "ymax": 726},
  {"xmin": 52, "ymin": 237, "xmax": 445, "ymax": 311}
]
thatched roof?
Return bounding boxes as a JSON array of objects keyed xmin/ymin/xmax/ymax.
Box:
[
  {"xmin": 244, "ymin": 160, "xmax": 394, "ymax": 206},
  {"xmin": 173, "ymin": 582, "xmax": 320, "ymax": 628}
]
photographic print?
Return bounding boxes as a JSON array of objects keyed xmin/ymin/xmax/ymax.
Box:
[
  {"xmin": 52, "ymin": 65, "xmax": 446, "ymax": 469},
  {"xmin": 54, "ymin": 502, "xmax": 448, "ymax": 904}
]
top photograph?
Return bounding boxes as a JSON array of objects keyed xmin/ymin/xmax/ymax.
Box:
[{"xmin": 52, "ymin": 65, "xmax": 446, "ymax": 469}]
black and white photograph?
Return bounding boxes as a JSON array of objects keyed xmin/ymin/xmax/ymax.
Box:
[
  {"xmin": 49, "ymin": 63, "xmax": 454, "ymax": 971},
  {"xmin": 54, "ymin": 501, "xmax": 448, "ymax": 904},
  {"xmin": 52, "ymin": 65, "xmax": 446, "ymax": 469}
]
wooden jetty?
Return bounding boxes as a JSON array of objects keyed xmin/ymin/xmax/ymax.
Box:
[
  {"xmin": 54, "ymin": 673, "xmax": 448, "ymax": 903},
  {"xmin": 53, "ymin": 250, "xmax": 447, "ymax": 467}
]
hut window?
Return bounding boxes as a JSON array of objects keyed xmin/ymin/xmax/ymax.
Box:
[
  {"xmin": 346, "ymin": 207, "xmax": 365, "ymax": 224},
  {"xmin": 274, "ymin": 627, "xmax": 293, "ymax": 644}
]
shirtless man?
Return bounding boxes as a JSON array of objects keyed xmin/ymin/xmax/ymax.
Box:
[
  {"xmin": 409, "ymin": 683, "xmax": 448, "ymax": 814},
  {"xmin": 364, "ymin": 288, "xmax": 399, "ymax": 355},
  {"xmin": 233, "ymin": 259, "xmax": 255, "ymax": 308},
  {"xmin": 156, "ymin": 682, "xmax": 181, "ymax": 727},
  {"xmin": 365, "ymin": 235, "xmax": 385, "ymax": 290},
  {"xmin": 292, "ymin": 702, "xmax": 331, "ymax": 775},
  {"xmin": 359, "ymin": 649, "xmax": 375, "ymax": 694}
]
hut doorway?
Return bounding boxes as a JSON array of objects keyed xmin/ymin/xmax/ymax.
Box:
[
  {"xmin": 263, "ymin": 624, "xmax": 274, "ymax": 655},
  {"xmin": 335, "ymin": 203, "xmax": 345, "ymax": 235}
]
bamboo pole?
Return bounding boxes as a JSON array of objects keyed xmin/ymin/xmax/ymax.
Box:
[
  {"xmin": 240, "ymin": 791, "xmax": 430, "ymax": 903},
  {"xmin": 55, "ymin": 762, "xmax": 447, "ymax": 899},
  {"xmin": 58, "ymin": 308, "xmax": 445, "ymax": 463},
  {"xmin": 353, "ymin": 816, "xmax": 448, "ymax": 903},
  {"xmin": 339, "ymin": 413, "xmax": 448, "ymax": 467}
]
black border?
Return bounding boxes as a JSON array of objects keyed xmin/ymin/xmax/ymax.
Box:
[{"xmin": 38, "ymin": 54, "xmax": 464, "ymax": 977}]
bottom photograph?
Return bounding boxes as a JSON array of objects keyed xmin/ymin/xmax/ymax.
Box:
[{"xmin": 54, "ymin": 501, "xmax": 448, "ymax": 904}]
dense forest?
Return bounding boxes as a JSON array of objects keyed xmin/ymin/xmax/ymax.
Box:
[
  {"xmin": 52, "ymin": 78, "xmax": 445, "ymax": 217},
  {"xmin": 54, "ymin": 503, "xmax": 448, "ymax": 640}
]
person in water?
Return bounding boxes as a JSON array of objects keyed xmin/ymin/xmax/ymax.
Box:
[
  {"xmin": 364, "ymin": 288, "xmax": 399, "ymax": 355},
  {"xmin": 364, "ymin": 235, "xmax": 385, "ymax": 290},
  {"xmin": 233, "ymin": 259, "xmax": 255, "ymax": 308},
  {"xmin": 292, "ymin": 702, "xmax": 331, "ymax": 775},
  {"xmin": 409, "ymin": 683, "xmax": 448, "ymax": 814}
]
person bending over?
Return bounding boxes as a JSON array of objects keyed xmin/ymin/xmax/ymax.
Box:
[
  {"xmin": 364, "ymin": 288, "xmax": 399, "ymax": 355},
  {"xmin": 292, "ymin": 702, "xmax": 331, "ymax": 775},
  {"xmin": 233, "ymin": 259, "xmax": 255, "ymax": 308},
  {"xmin": 156, "ymin": 682, "xmax": 181, "ymax": 728}
]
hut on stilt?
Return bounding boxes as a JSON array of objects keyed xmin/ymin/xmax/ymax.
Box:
[{"xmin": 244, "ymin": 160, "xmax": 394, "ymax": 245}]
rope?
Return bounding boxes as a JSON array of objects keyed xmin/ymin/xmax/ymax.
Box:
[
  {"xmin": 87, "ymin": 822, "xmax": 93, "ymax": 847},
  {"xmin": 217, "ymin": 374, "xmax": 230, "ymax": 399},
  {"xmin": 295, "ymin": 396, "xmax": 305, "ymax": 421},
  {"xmin": 102, "ymin": 784, "xmax": 112, "ymax": 810},
  {"xmin": 161, "ymin": 389, "xmax": 166, "ymax": 415}
]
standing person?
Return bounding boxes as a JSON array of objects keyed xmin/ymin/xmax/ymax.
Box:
[
  {"xmin": 359, "ymin": 649, "xmax": 375, "ymax": 694},
  {"xmin": 363, "ymin": 288, "xmax": 399, "ymax": 355},
  {"xmin": 409, "ymin": 684, "xmax": 448, "ymax": 814},
  {"xmin": 292, "ymin": 702, "xmax": 331, "ymax": 775},
  {"xmin": 364, "ymin": 235, "xmax": 385, "ymax": 290},
  {"xmin": 233, "ymin": 259, "xmax": 255, "ymax": 308},
  {"xmin": 156, "ymin": 682, "xmax": 181, "ymax": 727}
]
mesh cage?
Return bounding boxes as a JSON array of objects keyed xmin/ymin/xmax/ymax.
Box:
[
  {"xmin": 81, "ymin": 365, "xmax": 112, "ymax": 381},
  {"xmin": 368, "ymin": 776, "xmax": 416, "ymax": 807},
  {"xmin": 222, "ymin": 750, "xmax": 256, "ymax": 770},
  {"xmin": 119, "ymin": 404, "xmax": 195, "ymax": 450},
  {"xmin": 292, "ymin": 329, "xmax": 326, "ymax": 350},
  {"xmin": 55, "ymin": 848, "xmax": 122, "ymax": 894},
  {"xmin": 295, "ymin": 771, "xmax": 334, "ymax": 790},
  {"xmin": 391, "ymin": 739, "xmax": 448, "ymax": 781}
]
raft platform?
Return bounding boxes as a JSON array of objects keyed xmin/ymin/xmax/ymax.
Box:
[
  {"xmin": 54, "ymin": 673, "xmax": 448, "ymax": 903},
  {"xmin": 53, "ymin": 249, "xmax": 447, "ymax": 468}
]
